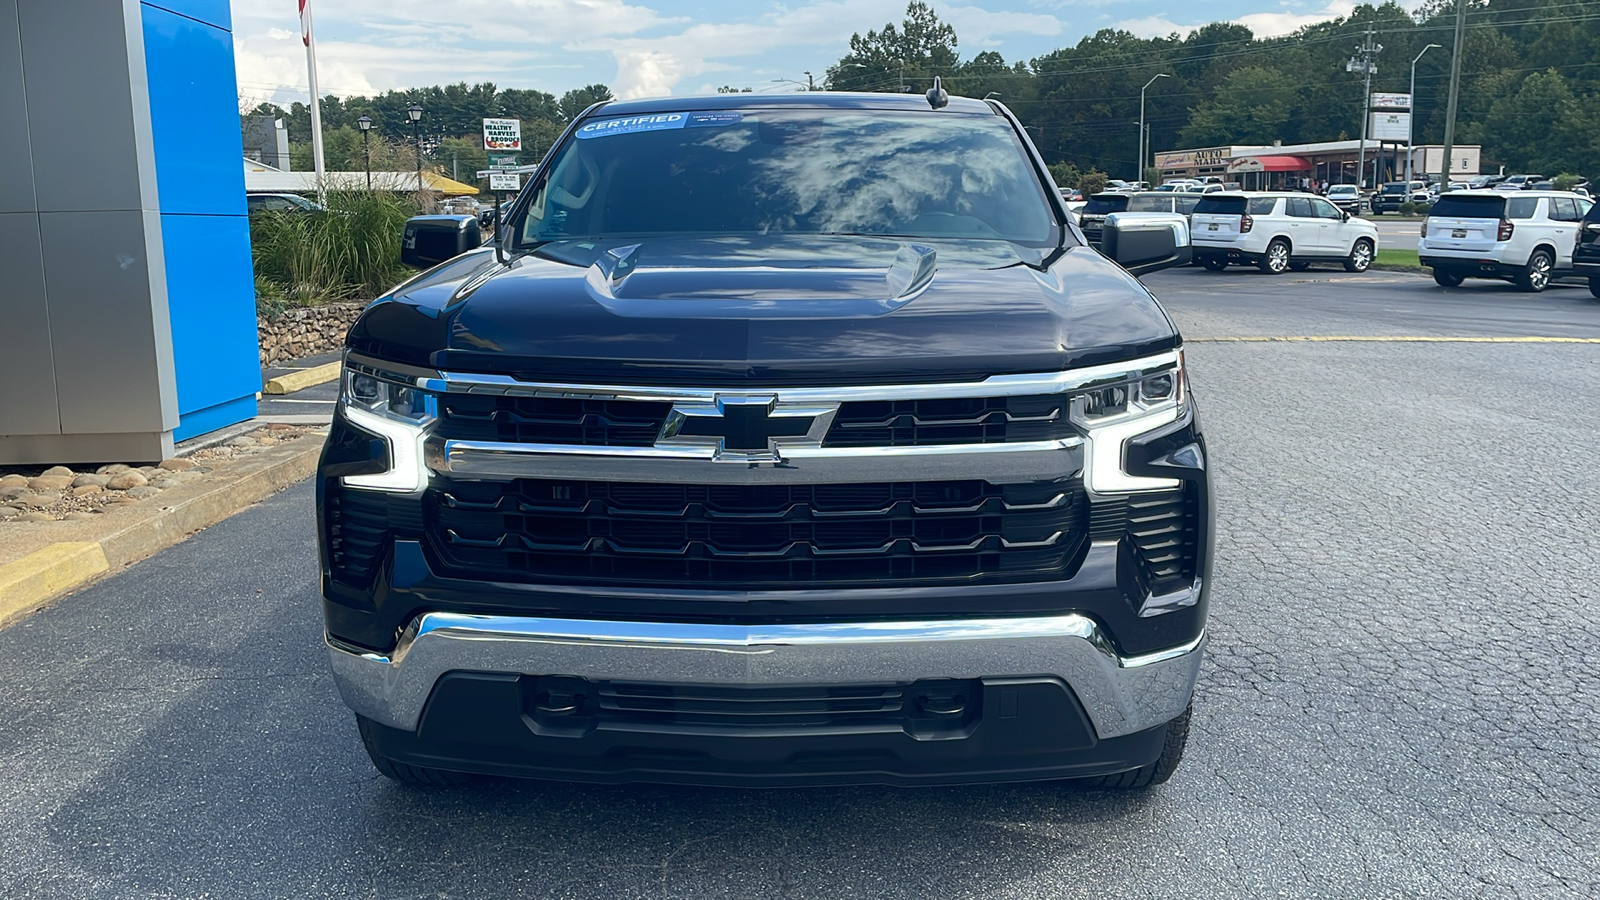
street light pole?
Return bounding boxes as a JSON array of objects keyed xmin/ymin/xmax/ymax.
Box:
[
  {"xmin": 356, "ymin": 114, "xmax": 372, "ymax": 190},
  {"xmin": 1407, "ymin": 44, "xmax": 1441, "ymax": 186},
  {"xmin": 1139, "ymin": 73, "xmax": 1168, "ymax": 185},
  {"xmin": 804, "ymin": 70, "xmax": 814, "ymax": 91},
  {"xmin": 406, "ymin": 102, "xmax": 424, "ymax": 191}
]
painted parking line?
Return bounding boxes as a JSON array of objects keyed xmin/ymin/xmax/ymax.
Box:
[{"xmin": 1190, "ymin": 336, "xmax": 1600, "ymax": 344}]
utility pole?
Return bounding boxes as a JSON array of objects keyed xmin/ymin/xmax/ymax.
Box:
[
  {"xmin": 1346, "ymin": 27, "xmax": 1382, "ymax": 189},
  {"xmin": 1407, "ymin": 44, "xmax": 1441, "ymax": 185},
  {"xmin": 1440, "ymin": 0, "xmax": 1467, "ymax": 187}
]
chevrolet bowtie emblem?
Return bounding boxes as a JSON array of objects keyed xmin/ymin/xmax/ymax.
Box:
[{"xmin": 657, "ymin": 395, "xmax": 839, "ymax": 462}]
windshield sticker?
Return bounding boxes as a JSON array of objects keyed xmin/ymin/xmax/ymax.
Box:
[
  {"xmin": 686, "ymin": 112, "xmax": 743, "ymax": 128},
  {"xmin": 575, "ymin": 114, "xmax": 687, "ymax": 139}
]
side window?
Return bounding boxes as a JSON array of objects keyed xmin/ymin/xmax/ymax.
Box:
[
  {"xmin": 1248, "ymin": 197, "xmax": 1279, "ymax": 215},
  {"xmin": 1312, "ymin": 199, "xmax": 1342, "ymax": 220},
  {"xmin": 245, "ymin": 196, "xmax": 265, "ymax": 212},
  {"xmin": 1175, "ymin": 196, "xmax": 1200, "ymax": 215},
  {"xmin": 1549, "ymin": 197, "xmax": 1579, "ymax": 222},
  {"xmin": 264, "ymin": 196, "xmax": 293, "ymax": 211},
  {"xmin": 1287, "ymin": 197, "xmax": 1314, "ymax": 218},
  {"xmin": 1505, "ymin": 197, "xmax": 1538, "ymax": 220},
  {"xmin": 1578, "ymin": 198, "xmax": 1595, "ymax": 219}
]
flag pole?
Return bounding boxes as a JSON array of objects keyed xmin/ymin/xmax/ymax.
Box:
[{"xmin": 300, "ymin": 0, "xmax": 328, "ymax": 205}]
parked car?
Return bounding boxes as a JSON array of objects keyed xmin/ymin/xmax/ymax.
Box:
[
  {"xmin": 245, "ymin": 192, "xmax": 324, "ymax": 214},
  {"xmin": 1326, "ymin": 184, "xmax": 1363, "ymax": 214},
  {"xmin": 1190, "ymin": 192, "xmax": 1379, "ymax": 273},
  {"xmin": 1419, "ymin": 190, "xmax": 1592, "ymax": 291},
  {"xmin": 1075, "ymin": 191, "xmax": 1132, "ymax": 245},
  {"xmin": 1370, "ymin": 181, "xmax": 1429, "ymax": 214},
  {"xmin": 321, "ymin": 91, "xmax": 1206, "ymax": 790},
  {"xmin": 1570, "ymin": 198, "xmax": 1600, "ymax": 298},
  {"xmin": 1468, "ymin": 175, "xmax": 1505, "ymax": 189},
  {"xmin": 1494, "ymin": 174, "xmax": 1543, "ymax": 191}
]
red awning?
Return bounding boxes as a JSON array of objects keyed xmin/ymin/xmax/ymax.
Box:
[{"xmin": 1228, "ymin": 155, "xmax": 1312, "ymax": 173}]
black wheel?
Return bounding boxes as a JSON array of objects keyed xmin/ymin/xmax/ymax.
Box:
[
  {"xmin": 1516, "ymin": 249, "xmax": 1553, "ymax": 292},
  {"xmin": 1258, "ymin": 238, "xmax": 1291, "ymax": 274},
  {"xmin": 1343, "ymin": 238, "xmax": 1374, "ymax": 273},
  {"xmin": 1432, "ymin": 268, "xmax": 1464, "ymax": 287},
  {"xmin": 1289, "ymin": 260, "xmax": 1312, "ymax": 271},
  {"xmin": 1201, "ymin": 257, "xmax": 1227, "ymax": 272},
  {"xmin": 1081, "ymin": 705, "xmax": 1191, "ymax": 789},
  {"xmin": 1589, "ymin": 276, "xmax": 1600, "ymax": 299},
  {"xmin": 357, "ymin": 715, "xmax": 479, "ymax": 786}
]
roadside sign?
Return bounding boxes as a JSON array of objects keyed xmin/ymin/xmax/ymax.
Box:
[
  {"xmin": 1370, "ymin": 92, "xmax": 1410, "ymax": 110},
  {"xmin": 483, "ymin": 118, "xmax": 521, "ymax": 151},
  {"xmin": 488, "ymin": 172, "xmax": 521, "ymax": 192},
  {"xmin": 488, "ymin": 152, "xmax": 519, "ymax": 170}
]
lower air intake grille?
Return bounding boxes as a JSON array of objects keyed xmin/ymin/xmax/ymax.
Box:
[
  {"xmin": 325, "ymin": 486, "xmax": 390, "ymax": 586},
  {"xmin": 426, "ymin": 478, "xmax": 1087, "ymax": 589},
  {"xmin": 1125, "ymin": 486, "xmax": 1200, "ymax": 586}
]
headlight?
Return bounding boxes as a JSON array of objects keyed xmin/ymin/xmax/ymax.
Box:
[
  {"xmin": 339, "ymin": 362, "xmax": 435, "ymax": 492},
  {"xmin": 1069, "ymin": 352, "xmax": 1187, "ymax": 495}
]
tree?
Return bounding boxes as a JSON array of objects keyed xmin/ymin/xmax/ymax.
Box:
[
  {"xmin": 1078, "ymin": 171, "xmax": 1109, "ymax": 195},
  {"xmin": 559, "ymin": 84, "xmax": 614, "ymax": 122},
  {"xmin": 1178, "ymin": 67, "xmax": 1295, "ymax": 147},
  {"xmin": 826, "ymin": 2, "xmax": 958, "ymax": 93},
  {"xmin": 1480, "ymin": 70, "xmax": 1594, "ymax": 175}
]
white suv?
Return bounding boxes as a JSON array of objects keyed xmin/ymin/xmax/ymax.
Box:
[
  {"xmin": 1418, "ymin": 190, "xmax": 1593, "ymax": 292},
  {"xmin": 1190, "ymin": 192, "xmax": 1381, "ymax": 274}
]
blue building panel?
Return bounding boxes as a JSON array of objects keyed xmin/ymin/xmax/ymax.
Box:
[
  {"xmin": 141, "ymin": 4, "xmax": 246, "ymax": 216},
  {"xmin": 141, "ymin": 0, "xmax": 231, "ymax": 31},
  {"xmin": 142, "ymin": 0, "xmax": 259, "ymax": 442},
  {"xmin": 160, "ymin": 213, "xmax": 259, "ymax": 440}
]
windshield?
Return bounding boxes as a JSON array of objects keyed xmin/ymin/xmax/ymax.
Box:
[
  {"xmin": 1083, "ymin": 195, "xmax": 1130, "ymax": 214},
  {"xmin": 1329, "ymin": 186, "xmax": 1356, "ymax": 195},
  {"xmin": 515, "ymin": 109, "xmax": 1058, "ymax": 247},
  {"xmin": 1127, "ymin": 195, "xmax": 1174, "ymax": 212},
  {"xmin": 1380, "ymin": 183, "xmax": 1409, "ymax": 194}
]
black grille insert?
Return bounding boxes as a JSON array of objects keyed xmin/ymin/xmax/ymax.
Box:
[
  {"xmin": 824, "ymin": 395, "xmax": 1074, "ymax": 447},
  {"xmin": 1125, "ymin": 487, "xmax": 1200, "ymax": 587},
  {"xmin": 436, "ymin": 394, "xmax": 671, "ymax": 447},
  {"xmin": 324, "ymin": 486, "xmax": 390, "ymax": 586},
  {"xmin": 427, "ymin": 478, "xmax": 1087, "ymax": 588}
]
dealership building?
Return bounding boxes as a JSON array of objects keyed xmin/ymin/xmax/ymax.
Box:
[{"xmin": 1155, "ymin": 140, "xmax": 1482, "ymax": 189}]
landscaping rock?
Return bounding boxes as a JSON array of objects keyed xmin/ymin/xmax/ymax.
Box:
[
  {"xmin": 0, "ymin": 505, "xmax": 20, "ymax": 519},
  {"xmin": 18, "ymin": 511, "xmax": 54, "ymax": 522},
  {"xmin": 158, "ymin": 458, "xmax": 197, "ymax": 472},
  {"xmin": 72, "ymin": 484, "xmax": 103, "ymax": 498},
  {"xmin": 41, "ymin": 465, "xmax": 74, "ymax": 478},
  {"xmin": 226, "ymin": 436, "xmax": 259, "ymax": 448},
  {"xmin": 27, "ymin": 475, "xmax": 73, "ymax": 492},
  {"xmin": 106, "ymin": 472, "xmax": 148, "ymax": 491},
  {"xmin": 0, "ymin": 485, "xmax": 24, "ymax": 501},
  {"xmin": 96, "ymin": 464, "xmax": 132, "ymax": 476},
  {"xmin": 125, "ymin": 486, "xmax": 162, "ymax": 499},
  {"xmin": 16, "ymin": 492, "xmax": 61, "ymax": 507},
  {"xmin": 0, "ymin": 474, "xmax": 28, "ymax": 489},
  {"xmin": 72, "ymin": 474, "xmax": 110, "ymax": 488},
  {"xmin": 64, "ymin": 511, "xmax": 97, "ymax": 521}
]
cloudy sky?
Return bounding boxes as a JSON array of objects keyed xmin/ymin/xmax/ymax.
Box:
[{"xmin": 232, "ymin": 0, "xmax": 1362, "ymax": 106}]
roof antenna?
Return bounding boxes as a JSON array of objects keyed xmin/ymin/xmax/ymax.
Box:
[{"xmin": 925, "ymin": 76, "xmax": 948, "ymax": 110}]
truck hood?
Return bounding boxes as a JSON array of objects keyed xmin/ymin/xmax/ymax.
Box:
[{"xmin": 349, "ymin": 235, "xmax": 1179, "ymax": 385}]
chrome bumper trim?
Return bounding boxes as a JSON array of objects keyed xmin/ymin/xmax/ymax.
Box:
[
  {"xmin": 426, "ymin": 437, "xmax": 1085, "ymax": 484},
  {"xmin": 327, "ymin": 613, "xmax": 1204, "ymax": 740}
]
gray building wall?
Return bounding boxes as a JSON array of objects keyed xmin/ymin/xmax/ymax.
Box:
[
  {"xmin": 242, "ymin": 114, "xmax": 291, "ymax": 171},
  {"xmin": 0, "ymin": 0, "xmax": 179, "ymax": 463}
]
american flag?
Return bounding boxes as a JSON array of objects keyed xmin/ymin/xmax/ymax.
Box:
[{"xmin": 299, "ymin": 0, "xmax": 311, "ymax": 47}]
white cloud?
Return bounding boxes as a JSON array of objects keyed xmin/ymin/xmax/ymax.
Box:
[
  {"xmin": 1235, "ymin": 0, "xmax": 1356, "ymax": 37},
  {"xmin": 1111, "ymin": 15, "xmax": 1199, "ymax": 39}
]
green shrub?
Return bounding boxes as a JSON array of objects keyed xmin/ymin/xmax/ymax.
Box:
[
  {"xmin": 1398, "ymin": 201, "xmax": 1417, "ymax": 216},
  {"xmin": 250, "ymin": 188, "xmax": 419, "ymax": 310},
  {"xmin": 1414, "ymin": 202, "xmax": 1431, "ymax": 216},
  {"xmin": 1078, "ymin": 171, "xmax": 1109, "ymax": 196},
  {"xmin": 1554, "ymin": 173, "xmax": 1582, "ymax": 191}
]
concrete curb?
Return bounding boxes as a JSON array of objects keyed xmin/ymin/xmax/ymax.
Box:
[
  {"xmin": 0, "ymin": 440, "xmax": 323, "ymax": 630},
  {"xmin": 263, "ymin": 361, "xmax": 341, "ymax": 395}
]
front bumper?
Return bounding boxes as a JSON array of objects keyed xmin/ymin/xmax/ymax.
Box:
[{"xmin": 330, "ymin": 612, "xmax": 1203, "ymax": 785}]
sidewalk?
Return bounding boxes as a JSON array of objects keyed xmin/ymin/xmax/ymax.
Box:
[{"xmin": 0, "ymin": 352, "xmax": 341, "ymax": 628}]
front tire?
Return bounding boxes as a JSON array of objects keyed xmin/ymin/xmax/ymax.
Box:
[
  {"xmin": 1517, "ymin": 249, "xmax": 1553, "ymax": 292},
  {"xmin": 1081, "ymin": 705, "xmax": 1191, "ymax": 789},
  {"xmin": 357, "ymin": 715, "xmax": 479, "ymax": 786},
  {"xmin": 1433, "ymin": 268, "xmax": 1465, "ymax": 287},
  {"xmin": 1343, "ymin": 238, "xmax": 1374, "ymax": 272},
  {"xmin": 1258, "ymin": 239, "xmax": 1291, "ymax": 274}
]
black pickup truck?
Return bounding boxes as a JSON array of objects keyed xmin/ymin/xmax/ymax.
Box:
[{"xmin": 319, "ymin": 91, "xmax": 1211, "ymax": 789}]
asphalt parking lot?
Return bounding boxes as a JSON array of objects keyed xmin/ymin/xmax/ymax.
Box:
[{"xmin": 1, "ymin": 268, "xmax": 1597, "ymax": 899}]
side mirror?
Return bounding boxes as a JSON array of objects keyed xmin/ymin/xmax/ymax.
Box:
[
  {"xmin": 1100, "ymin": 212, "xmax": 1192, "ymax": 277},
  {"xmin": 401, "ymin": 215, "xmax": 482, "ymax": 268},
  {"xmin": 1341, "ymin": 210, "xmax": 1350, "ymax": 222}
]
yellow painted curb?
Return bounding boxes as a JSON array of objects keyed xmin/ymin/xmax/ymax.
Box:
[
  {"xmin": 1190, "ymin": 336, "xmax": 1600, "ymax": 344},
  {"xmin": 0, "ymin": 543, "xmax": 110, "ymax": 627},
  {"xmin": 263, "ymin": 361, "xmax": 341, "ymax": 395}
]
